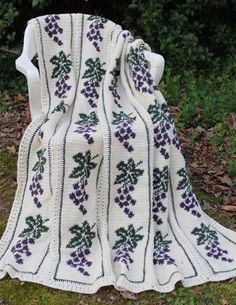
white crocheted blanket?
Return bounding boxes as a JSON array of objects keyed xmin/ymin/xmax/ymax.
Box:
[{"xmin": 0, "ymin": 13, "xmax": 236, "ymax": 294}]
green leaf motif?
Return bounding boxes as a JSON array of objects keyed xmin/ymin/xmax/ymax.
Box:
[
  {"xmin": 66, "ymin": 220, "xmax": 96, "ymax": 252},
  {"xmin": 50, "ymin": 50, "xmax": 72, "ymax": 79},
  {"xmin": 176, "ymin": 167, "xmax": 192, "ymax": 192},
  {"xmin": 191, "ymin": 223, "xmax": 218, "ymax": 246},
  {"xmin": 154, "ymin": 231, "xmax": 172, "ymax": 251},
  {"xmin": 74, "ymin": 111, "xmax": 99, "ymax": 126},
  {"xmin": 19, "ymin": 215, "xmax": 49, "ymax": 239},
  {"xmin": 32, "ymin": 148, "xmax": 46, "ymax": 173},
  {"xmin": 112, "ymin": 111, "xmax": 136, "ymax": 125},
  {"xmin": 127, "ymin": 44, "xmax": 147, "ymax": 68},
  {"xmin": 87, "ymin": 15, "xmax": 108, "ymax": 24},
  {"xmin": 147, "ymin": 99, "xmax": 174, "ymax": 125},
  {"xmin": 51, "ymin": 100, "xmax": 69, "ymax": 114},
  {"xmin": 113, "ymin": 224, "xmax": 144, "ymax": 250},
  {"xmin": 114, "ymin": 158, "xmax": 144, "ymax": 186},
  {"xmin": 153, "ymin": 165, "xmax": 169, "ymax": 193},
  {"xmin": 69, "ymin": 150, "xmax": 99, "ymax": 179},
  {"xmin": 82, "ymin": 58, "xmax": 106, "ymax": 81},
  {"xmin": 109, "ymin": 58, "xmax": 120, "ymax": 78}
]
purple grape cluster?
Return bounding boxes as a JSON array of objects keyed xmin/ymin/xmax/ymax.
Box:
[
  {"xmin": 172, "ymin": 127, "xmax": 181, "ymax": 150},
  {"xmin": 115, "ymin": 123, "xmax": 136, "ymax": 152},
  {"xmin": 29, "ymin": 173, "xmax": 44, "ymax": 208},
  {"xmin": 112, "ymin": 111, "xmax": 136, "ymax": 152},
  {"xmin": 153, "ymin": 231, "xmax": 176, "ymax": 265},
  {"xmin": 127, "ymin": 44, "xmax": 154, "ymax": 94},
  {"xmin": 122, "ymin": 30, "xmax": 134, "ymax": 41},
  {"xmin": 153, "ymin": 123, "xmax": 172, "ymax": 159},
  {"xmin": 153, "ymin": 192, "xmax": 167, "ymax": 225},
  {"xmin": 81, "ymin": 79, "xmax": 99, "ymax": 108},
  {"xmin": 205, "ymin": 239, "xmax": 233, "ymax": 262},
  {"xmin": 11, "ymin": 237, "xmax": 35, "ymax": 264},
  {"xmin": 74, "ymin": 125, "xmax": 97, "ymax": 144},
  {"xmin": 86, "ymin": 16, "xmax": 108, "ymax": 51},
  {"xmin": 180, "ymin": 190, "xmax": 201, "ymax": 218},
  {"xmin": 191, "ymin": 223, "xmax": 234, "ymax": 263},
  {"xmin": 69, "ymin": 179, "xmax": 89, "ymax": 215},
  {"xmin": 108, "ymin": 80, "xmax": 122, "ymax": 107},
  {"xmin": 44, "ymin": 15, "xmax": 63, "ymax": 46},
  {"xmin": 109, "ymin": 61, "xmax": 122, "ymax": 107},
  {"xmin": 55, "ymin": 74, "xmax": 71, "ymax": 99},
  {"xmin": 74, "ymin": 111, "xmax": 99, "ymax": 144},
  {"xmin": 66, "ymin": 249, "xmax": 92, "ymax": 276},
  {"xmin": 113, "ymin": 246, "xmax": 134, "ymax": 270},
  {"xmin": 131, "ymin": 64, "xmax": 154, "ymax": 93},
  {"xmin": 115, "ymin": 185, "xmax": 136, "ymax": 218}
]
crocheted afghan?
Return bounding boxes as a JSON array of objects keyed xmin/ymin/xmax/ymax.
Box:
[{"xmin": 0, "ymin": 13, "xmax": 236, "ymax": 294}]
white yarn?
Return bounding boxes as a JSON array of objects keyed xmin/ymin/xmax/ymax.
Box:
[{"xmin": 0, "ymin": 13, "xmax": 236, "ymax": 294}]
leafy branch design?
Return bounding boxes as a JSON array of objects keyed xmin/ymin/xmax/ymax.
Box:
[
  {"xmin": 147, "ymin": 100, "xmax": 174, "ymax": 159},
  {"xmin": 176, "ymin": 167, "xmax": 201, "ymax": 218},
  {"xmin": 153, "ymin": 231, "xmax": 176, "ymax": 265},
  {"xmin": 127, "ymin": 44, "xmax": 157, "ymax": 94},
  {"xmin": 74, "ymin": 111, "xmax": 99, "ymax": 144},
  {"xmin": 11, "ymin": 215, "xmax": 49, "ymax": 264},
  {"xmin": 191, "ymin": 223, "xmax": 234, "ymax": 262},
  {"xmin": 112, "ymin": 111, "xmax": 136, "ymax": 152},
  {"xmin": 81, "ymin": 58, "xmax": 106, "ymax": 108},
  {"xmin": 66, "ymin": 220, "xmax": 96, "ymax": 276},
  {"xmin": 50, "ymin": 50, "xmax": 72, "ymax": 98},
  {"xmin": 69, "ymin": 150, "xmax": 99, "ymax": 215},
  {"xmin": 112, "ymin": 224, "xmax": 144, "ymax": 270},
  {"xmin": 51, "ymin": 100, "xmax": 70, "ymax": 114},
  {"xmin": 153, "ymin": 166, "xmax": 168, "ymax": 225},
  {"xmin": 114, "ymin": 158, "xmax": 144, "ymax": 218},
  {"xmin": 29, "ymin": 148, "xmax": 46, "ymax": 208},
  {"xmin": 109, "ymin": 58, "xmax": 122, "ymax": 107}
]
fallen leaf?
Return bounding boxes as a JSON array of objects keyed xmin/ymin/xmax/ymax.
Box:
[
  {"xmin": 222, "ymin": 205, "xmax": 236, "ymax": 212},
  {"xmin": 119, "ymin": 289, "xmax": 138, "ymax": 300},
  {"xmin": 221, "ymin": 298, "xmax": 229, "ymax": 305},
  {"xmin": 6, "ymin": 145, "xmax": 16, "ymax": 155},
  {"xmin": 217, "ymin": 175, "xmax": 232, "ymax": 187}
]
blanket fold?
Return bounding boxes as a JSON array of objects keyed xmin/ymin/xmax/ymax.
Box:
[{"xmin": 0, "ymin": 12, "xmax": 236, "ymax": 294}]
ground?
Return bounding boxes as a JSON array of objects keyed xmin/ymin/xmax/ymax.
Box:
[{"xmin": 0, "ymin": 95, "xmax": 235, "ymax": 305}]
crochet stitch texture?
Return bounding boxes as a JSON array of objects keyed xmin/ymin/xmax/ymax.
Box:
[{"xmin": 0, "ymin": 12, "xmax": 236, "ymax": 294}]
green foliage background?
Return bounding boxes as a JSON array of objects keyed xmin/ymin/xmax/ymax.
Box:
[{"xmin": 0, "ymin": 0, "xmax": 235, "ymax": 167}]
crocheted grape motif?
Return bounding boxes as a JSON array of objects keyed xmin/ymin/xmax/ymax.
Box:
[
  {"xmin": 112, "ymin": 111, "xmax": 136, "ymax": 152},
  {"xmin": 153, "ymin": 231, "xmax": 176, "ymax": 265},
  {"xmin": 29, "ymin": 148, "xmax": 46, "ymax": 208},
  {"xmin": 176, "ymin": 167, "xmax": 201, "ymax": 218},
  {"xmin": 81, "ymin": 58, "xmax": 106, "ymax": 108},
  {"xmin": 153, "ymin": 166, "xmax": 168, "ymax": 225},
  {"xmin": 147, "ymin": 99, "xmax": 178, "ymax": 159},
  {"xmin": 50, "ymin": 51, "xmax": 72, "ymax": 98},
  {"xmin": 11, "ymin": 215, "xmax": 49, "ymax": 264},
  {"xmin": 191, "ymin": 223, "xmax": 234, "ymax": 262},
  {"xmin": 44, "ymin": 14, "xmax": 63, "ymax": 46},
  {"xmin": 127, "ymin": 43, "xmax": 156, "ymax": 94},
  {"xmin": 114, "ymin": 158, "xmax": 144, "ymax": 218},
  {"xmin": 69, "ymin": 150, "xmax": 99, "ymax": 215},
  {"xmin": 109, "ymin": 58, "xmax": 122, "ymax": 108},
  {"xmin": 112, "ymin": 224, "xmax": 144, "ymax": 270},
  {"xmin": 86, "ymin": 15, "xmax": 108, "ymax": 52},
  {"xmin": 74, "ymin": 111, "xmax": 99, "ymax": 144},
  {"xmin": 66, "ymin": 220, "xmax": 96, "ymax": 276}
]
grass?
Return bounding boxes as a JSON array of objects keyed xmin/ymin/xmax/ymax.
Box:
[{"xmin": 0, "ymin": 148, "xmax": 236, "ymax": 305}]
